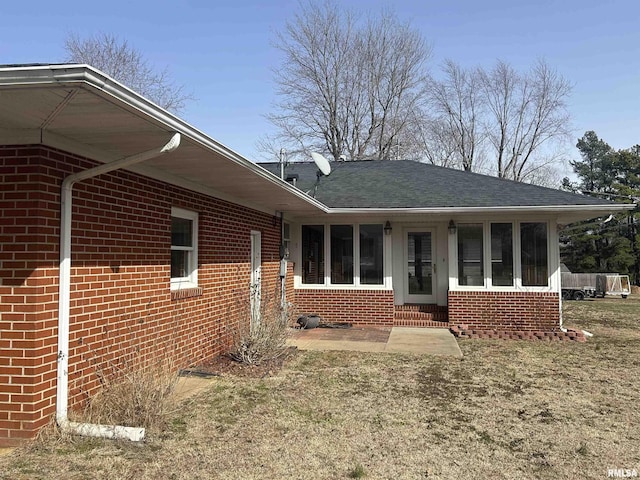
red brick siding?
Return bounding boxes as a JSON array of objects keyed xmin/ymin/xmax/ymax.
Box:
[
  {"xmin": 0, "ymin": 145, "xmax": 282, "ymax": 445},
  {"xmin": 293, "ymin": 289, "xmax": 395, "ymax": 326},
  {"xmin": 447, "ymin": 291, "xmax": 560, "ymax": 331}
]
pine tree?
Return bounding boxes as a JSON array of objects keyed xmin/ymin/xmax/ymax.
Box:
[{"xmin": 561, "ymin": 132, "xmax": 639, "ymax": 283}]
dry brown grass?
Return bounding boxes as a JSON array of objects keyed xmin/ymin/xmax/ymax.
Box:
[
  {"xmin": 73, "ymin": 357, "xmax": 179, "ymax": 434},
  {"xmin": 2, "ymin": 297, "xmax": 639, "ymax": 479}
]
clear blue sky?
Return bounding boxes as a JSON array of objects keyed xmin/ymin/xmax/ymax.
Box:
[{"xmin": 2, "ymin": 0, "xmax": 638, "ymax": 166}]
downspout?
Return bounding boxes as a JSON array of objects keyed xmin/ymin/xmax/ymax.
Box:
[
  {"xmin": 279, "ymin": 211, "xmax": 286, "ymax": 312},
  {"xmin": 56, "ymin": 133, "xmax": 181, "ymax": 441}
]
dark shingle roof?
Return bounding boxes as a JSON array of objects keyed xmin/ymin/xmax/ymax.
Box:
[{"xmin": 259, "ymin": 159, "xmax": 610, "ymax": 209}]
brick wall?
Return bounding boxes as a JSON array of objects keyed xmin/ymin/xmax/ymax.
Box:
[
  {"xmin": 293, "ymin": 289, "xmax": 395, "ymax": 326},
  {"xmin": 0, "ymin": 145, "xmax": 282, "ymax": 445},
  {"xmin": 447, "ymin": 291, "xmax": 560, "ymax": 332}
]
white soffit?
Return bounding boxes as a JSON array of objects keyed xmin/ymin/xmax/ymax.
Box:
[{"xmin": 0, "ymin": 65, "xmax": 326, "ymax": 216}]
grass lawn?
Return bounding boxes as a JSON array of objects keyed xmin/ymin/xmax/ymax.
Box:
[{"xmin": 1, "ymin": 298, "xmax": 639, "ymax": 479}]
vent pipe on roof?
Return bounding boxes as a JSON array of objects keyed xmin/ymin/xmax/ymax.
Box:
[
  {"xmin": 56, "ymin": 133, "xmax": 180, "ymax": 442},
  {"xmin": 279, "ymin": 148, "xmax": 287, "ymax": 180}
]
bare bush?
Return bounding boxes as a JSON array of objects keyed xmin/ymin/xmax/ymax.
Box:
[
  {"xmin": 76, "ymin": 358, "xmax": 179, "ymax": 433},
  {"xmin": 228, "ymin": 294, "xmax": 293, "ymax": 366},
  {"xmin": 69, "ymin": 318, "xmax": 181, "ymax": 434}
]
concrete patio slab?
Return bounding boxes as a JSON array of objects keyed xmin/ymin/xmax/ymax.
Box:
[
  {"xmin": 288, "ymin": 339, "xmax": 387, "ymax": 352},
  {"xmin": 287, "ymin": 326, "xmax": 462, "ymax": 357}
]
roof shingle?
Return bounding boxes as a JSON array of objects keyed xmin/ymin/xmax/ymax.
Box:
[{"xmin": 260, "ymin": 160, "xmax": 611, "ymax": 209}]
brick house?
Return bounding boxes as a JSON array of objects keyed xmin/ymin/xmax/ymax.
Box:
[
  {"xmin": 0, "ymin": 64, "xmax": 632, "ymax": 445},
  {"xmin": 261, "ymin": 160, "xmax": 633, "ymax": 333}
]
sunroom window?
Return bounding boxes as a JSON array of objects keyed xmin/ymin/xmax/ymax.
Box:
[
  {"xmin": 458, "ymin": 224, "xmax": 484, "ymax": 286},
  {"xmin": 359, "ymin": 224, "xmax": 383, "ymax": 285},
  {"xmin": 331, "ymin": 225, "xmax": 354, "ymax": 284},
  {"xmin": 491, "ymin": 223, "xmax": 514, "ymax": 286},
  {"xmin": 300, "ymin": 223, "xmax": 385, "ymax": 286},
  {"xmin": 302, "ymin": 225, "xmax": 324, "ymax": 284},
  {"xmin": 521, "ymin": 222, "xmax": 548, "ymax": 286}
]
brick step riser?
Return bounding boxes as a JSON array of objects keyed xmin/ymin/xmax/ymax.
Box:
[
  {"xmin": 394, "ymin": 313, "xmax": 449, "ymax": 321},
  {"xmin": 395, "ymin": 306, "xmax": 448, "ymax": 314},
  {"xmin": 393, "ymin": 319, "xmax": 450, "ymax": 328}
]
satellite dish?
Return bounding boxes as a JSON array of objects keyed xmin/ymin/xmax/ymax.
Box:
[{"xmin": 311, "ymin": 152, "xmax": 331, "ymax": 176}]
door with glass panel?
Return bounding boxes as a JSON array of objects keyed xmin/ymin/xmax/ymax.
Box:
[{"xmin": 404, "ymin": 230, "xmax": 436, "ymax": 303}]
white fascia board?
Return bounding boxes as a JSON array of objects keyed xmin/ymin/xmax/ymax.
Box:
[
  {"xmin": 0, "ymin": 64, "xmax": 328, "ymax": 214},
  {"xmin": 324, "ymin": 204, "xmax": 635, "ymax": 216}
]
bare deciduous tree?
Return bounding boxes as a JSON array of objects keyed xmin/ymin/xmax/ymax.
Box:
[
  {"xmin": 266, "ymin": 1, "xmax": 431, "ymax": 161},
  {"xmin": 64, "ymin": 32, "xmax": 192, "ymax": 114},
  {"xmin": 421, "ymin": 59, "xmax": 571, "ymax": 184},
  {"xmin": 425, "ymin": 60, "xmax": 485, "ymax": 171},
  {"xmin": 480, "ymin": 59, "xmax": 571, "ymax": 182}
]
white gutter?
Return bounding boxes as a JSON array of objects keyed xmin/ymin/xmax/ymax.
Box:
[
  {"xmin": 56, "ymin": 133, "xmax": 181, "ymax": 441},
  {"xmin": 324, "ymin": 204, "xmax": 635, "ymax": 215}
]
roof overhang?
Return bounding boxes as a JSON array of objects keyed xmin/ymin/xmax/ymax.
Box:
[
  {"xmin": 323, "ymin": 204, "xmax": 635, "ymax": 224},
  {"xmin": 0, "ymin": 64, "xmax": 328, "ymax": 217}
]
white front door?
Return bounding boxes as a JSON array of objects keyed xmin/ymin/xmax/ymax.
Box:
[
  {"xmin": 250, "ymin": 231, "xmax": 262, "ymax": 329},
  {"xmin": 404, "ymin": 229, "xmax": 436, "ymax": 304}
]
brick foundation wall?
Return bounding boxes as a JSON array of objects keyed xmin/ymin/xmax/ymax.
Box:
[
  {"xmin": 0, "ymin": 145, "xmax": 281, "ymax": 445},
  {"xmin": 447, "ymin": 291, "xmax": 560, "ymax": 332},
  {"xmin": 293, "ymin": 289, "xmax": 395, "ymax": 326}
]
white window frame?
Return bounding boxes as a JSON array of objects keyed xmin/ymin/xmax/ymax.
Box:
[
  {"xmin": 488, "ymin": 221, "xmax": 516, "ymax": 289},
  {"xmin": 517, "ymin": 221, "xmax": 550, "ymax": 288},
  {"xmin": 299, "ymin": 222, "xmax": 387, "ymax": 289},
  {"xmin": 450, "ymin": 219, "xmax": 552, "ymax": 292},
  {"xmin": 456, "ymin": 223, "xmax": 486, "ymax": 288},
  {"xmin": 171, "ymin": 207, "xmax": 198, "ymax": 290}
]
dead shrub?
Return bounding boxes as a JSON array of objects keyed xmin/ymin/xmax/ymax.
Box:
[
  {"xmin": 228, "ymin": 291, "xmax": 293, "ymax": 366},
  {"xmin": 77, "ymin": 357, "xmax": 179, "ymax": 433},
  {"xmin": 70, "ymin": 317, "xmax": 182, "ymax": 435}
]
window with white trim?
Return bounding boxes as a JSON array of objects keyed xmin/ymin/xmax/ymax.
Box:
[
  {"xmin": 491, "ymin": 223, "xmax": 514, "ymax": 286},
  {"xmin": 171, "ymin": 207, "xmax": 198, "ymax": 288},
  {"xmin": 301, "ymin": 223, "xmax": 385, "ymax": 287},
  {"xmin": 302, "ymin": 225, "xmax": 324, "ymax": 284},
  {"xmin": 359, "ymin": 224, "xmax": 384, "ymax": 285},
  {"xmin": 331, "ymin": 225, "xmax": 354, "ymax": 284},
  {"xmin": 453, "ymin": 220, "xmax": 549, "ymax": 289},
  {"xmin": 457, "ymin": 224, "xmax": 484, "ymax": 286},
  {"xmin": 521, "ymin": 222, "xmax": 548, "ymax": 286}
]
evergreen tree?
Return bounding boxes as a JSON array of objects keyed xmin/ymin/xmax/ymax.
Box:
[{"xmin": 561, "ymin": 132, "xmax": 639, "ymax": 283}]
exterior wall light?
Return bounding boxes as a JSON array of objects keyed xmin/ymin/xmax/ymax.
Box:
[
  {"xmin": 384, "ymin": 221, "xmax": 392, "ymax": 236},
  {"xmin": 448, "ymin": 220, "xmax": 457, "ymax": 235}
]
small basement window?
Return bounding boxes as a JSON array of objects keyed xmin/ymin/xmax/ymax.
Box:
[{"xmin": 171, "ymin": 207, "xmax": 198, "ymax": 289}]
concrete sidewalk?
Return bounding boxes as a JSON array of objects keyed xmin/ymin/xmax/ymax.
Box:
[{"xmin": 287, "ymin": 326, "xmax": 462, "ymax": 357}]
